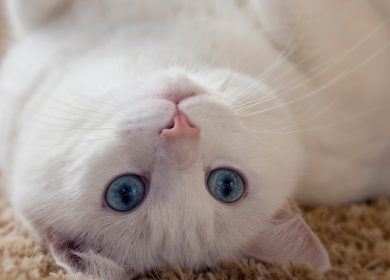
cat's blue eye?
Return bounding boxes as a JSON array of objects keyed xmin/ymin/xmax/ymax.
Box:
[
  {"xmin": 206, "ymin": 168, "xmax": 245, "ymax": 203},
  {"xmin": 105, "ymin": 175, "xmax": 146, "ymax": 212}
]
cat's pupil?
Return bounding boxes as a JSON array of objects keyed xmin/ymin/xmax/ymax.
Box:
[
  {"xmin": 119, "ymin": 186, "xmax": 131, "ymax": 203},
  {"xmin": 105, "ymin": 175, "xmax": 145, "ymax": 212},
  {"xmin": 207, "ymin": 168, "xmax": 245, "ymax": 203},
  {"xmin": 222, "ymin": 179, "xmax": 233, "ymax": 196}
]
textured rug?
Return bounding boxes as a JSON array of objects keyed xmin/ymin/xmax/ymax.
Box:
[{"xmin": 1, "ymin": 180, "xmax": 389, "ymax": 280}]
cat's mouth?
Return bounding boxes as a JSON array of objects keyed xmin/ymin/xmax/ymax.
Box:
[{"xmin": 159, "ymin": 90, "xmax": 198, "ymax": 104}]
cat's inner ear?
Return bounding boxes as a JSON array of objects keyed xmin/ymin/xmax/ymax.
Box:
[
  {"xmin": 244, "ymin": 199, "xmax": 331, "ymax": 271},
  {"xmin": 45, "ymin": 231, "xmax": 131, "ymax": 280},
  {"xmin": 6, "ymin": 0, "xmax": 73, "ymax": 38}
]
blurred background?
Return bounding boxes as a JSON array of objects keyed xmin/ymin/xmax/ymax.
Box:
[{"xmin": 0, "ymin": 2, "xmax": 8, "ymax": 57}]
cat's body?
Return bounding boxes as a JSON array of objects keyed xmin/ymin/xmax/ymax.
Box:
[{"xmin": 0, "ymin": 0, "xmax": 389, "ymax": 279}]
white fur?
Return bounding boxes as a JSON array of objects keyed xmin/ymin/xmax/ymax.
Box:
[{"xmin": 1, "ymin": 0, "xmax": 389, "ymax": 279}]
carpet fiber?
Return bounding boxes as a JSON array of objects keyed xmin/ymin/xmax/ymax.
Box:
[{"xmin": 1, "ymin": 181, "xmax": 389, "ymax": 279}]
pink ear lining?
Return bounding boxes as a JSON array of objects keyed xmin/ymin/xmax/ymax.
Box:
[
  {"xmin": 45, "ymin": 230, "xmax": 88, "ymax": 272},
  {"xmin": 45, "ymin": 230, "xmax": 132, "ymax": 279},
  {"xmin": 244, "ymin": 200, "xmax": 331, "ymax": 271}
]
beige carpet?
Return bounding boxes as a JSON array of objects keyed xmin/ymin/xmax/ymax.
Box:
[{"xmin": 1, "ymin": 180, "xmax": 389, "ymax": 280}]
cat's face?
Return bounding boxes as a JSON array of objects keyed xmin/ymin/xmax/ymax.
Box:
[{"xmin": 15, "ymin": 67, "xmax": 329, "ymax": 278}]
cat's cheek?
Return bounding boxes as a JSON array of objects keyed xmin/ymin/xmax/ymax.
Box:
[{"xmin": 45, "ymin": 231, "xmax": 132, "ymax": 280}]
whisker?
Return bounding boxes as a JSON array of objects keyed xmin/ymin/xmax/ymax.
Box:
[
  {"xmin": 33, "ymin": 122, "xmax": 117, "ymax": 132},
  {"xmin": 261, "ymin": 97, "xmax": 339, "ymax": 133},
  {"xmin": 222, "ymin": 27, "xmax": 300, "ymax": 106},
  {"xmin": 229, "ymin": 48, "xmax": 299, "ymax": 106},
  {"xmin": 273, "ymin": 19, "xmax": 390, "ymax": 96},
  {"xmin": 49, "ymin": 97, "xmax": 116, "ymax": 117},
  {"xmin": 256, "ymin": 22, "xmax": 300, "ymax": 81},
  {"xmin": 241, "ymin": 40, "xmax": 390, "ymax": 117},
  {"xmin": 266, "ymin": 49, "xmax": 320, "ymax": 86},
  {"xmin": 234, "ymin": 19, "xmax": 390, "ymax": 112},
  {"xmin": 250, "ymin": 105, "xmax": 387, "ymax": 135}
]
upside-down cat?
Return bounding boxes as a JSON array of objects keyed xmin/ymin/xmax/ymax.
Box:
[{"xmin": 0, "ymin": 0, "xmax": 389, "ymax": 279}]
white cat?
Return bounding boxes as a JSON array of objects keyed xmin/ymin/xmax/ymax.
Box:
[{"xmin": 0, "ymin": 0, "xmax": 389, "ymax": 279}]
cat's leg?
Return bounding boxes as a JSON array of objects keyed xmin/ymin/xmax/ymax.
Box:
[{"xmin": 5, "ymin": 0, "xmax": 73, "ymax": 38}]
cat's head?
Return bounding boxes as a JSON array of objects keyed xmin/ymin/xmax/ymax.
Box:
[
  {"xmin": 5, "ymin": 1, "xmax": 330, "ymax": 278},
  {"xmin": 15, "ymin": 67, "xmax": 329, "ymax": 279}
]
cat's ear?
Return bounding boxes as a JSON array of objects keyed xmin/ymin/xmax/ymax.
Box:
[
  {"xmin": 244, "ymin": 199, "xmax": 331, "ymax": 271},
  {"xmin": 5, "ymin": 0, "xmax": 73, "ymax": 38},
  {"xmin": 45, "ymin": 231, "xmax": 132, "ymax": 280}
]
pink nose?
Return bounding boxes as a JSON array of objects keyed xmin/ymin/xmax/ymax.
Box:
[{"xmin": 161, "ymin": 109, "xmax": 199, "ymax": 140}]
